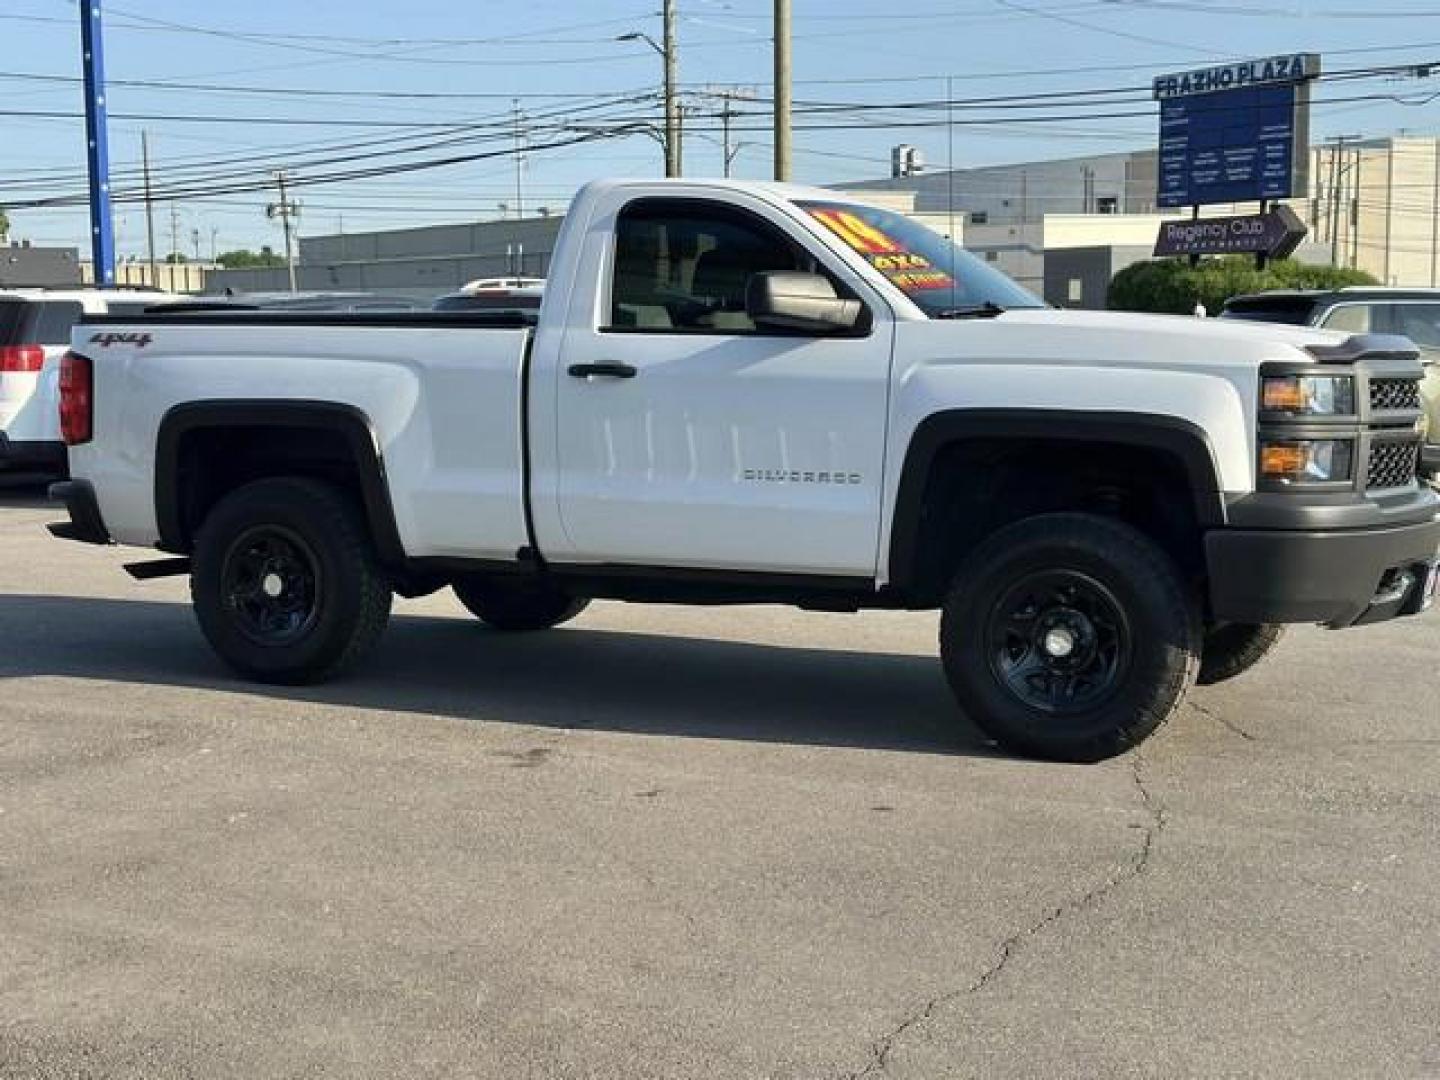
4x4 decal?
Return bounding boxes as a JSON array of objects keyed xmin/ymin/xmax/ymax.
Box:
[{"xmin": 89, "ymin": 332, "xmax": 153, "ymax": 348}]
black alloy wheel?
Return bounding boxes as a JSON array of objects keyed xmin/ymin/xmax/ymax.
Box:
[
  {"xmin": 221, "ymin": 525, "xmax": 322, "ymax": 647},
  {"xmin": 985, "ymin": 569, "xmax": 1131, "ymax": 714}
]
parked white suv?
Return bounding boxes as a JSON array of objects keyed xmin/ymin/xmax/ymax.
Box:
[{"xmin": 0, "ymin": 289, "xmax": 184, "ymax": 475}]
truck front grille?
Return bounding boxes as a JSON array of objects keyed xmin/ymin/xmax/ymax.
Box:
[
  {"xmin": 1370, "ymin": 378, "xmax": 1421, "ymax": 412},
  {"xmin": 1366, "ymin": 439, "xmax": 1420, "ymax": 490}
]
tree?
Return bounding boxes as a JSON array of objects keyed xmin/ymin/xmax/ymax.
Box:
[
  {"xmin": 215, "ymin": 246, "xmax": 286, "ymax": 269},
  {"xmin": 0, "ymin": 206, "xmax": 8, "ymax": 243},
  {"xmin": 1108, "ymin": 256, "xmax": 1378, "ymax": 315},
  {"xmin": 165, "ymin": 252, "xmax": 189, "ymax": 264}
]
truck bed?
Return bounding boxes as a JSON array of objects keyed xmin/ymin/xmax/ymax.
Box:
[{"xmin": 72, "ymin": 312, "xmax": 537, "ymax": 562}]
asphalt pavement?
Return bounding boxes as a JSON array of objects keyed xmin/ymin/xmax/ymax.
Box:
[{"xmin": 1, "ymin": 485, "xmax": 1437, "ymax": 1079}]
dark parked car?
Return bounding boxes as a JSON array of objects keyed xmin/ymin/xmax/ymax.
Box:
[
  {"xmin": 214, "ymin": 291, "xmax": 429, "ymax": 313},
  {"xmin": 432, "ymin": 282, "xmax": 544, "ymax": 324}
]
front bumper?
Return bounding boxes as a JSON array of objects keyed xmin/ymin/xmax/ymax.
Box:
[
  {"xmin": 1208, "ymin": 516, "xmax": 1440, "ymax": 628},
  {"xmin": 47, "ymin": 479, "xmax": 113, "ymax": 545}
]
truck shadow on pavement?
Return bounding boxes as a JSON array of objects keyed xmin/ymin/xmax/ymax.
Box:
[
  {"xmin": 0, "ymin": 593, "xmax": 994, "ymax": 757},
  {"xmin": 0, "ymin": 480, "xmax": 54, "ymax": 509}
]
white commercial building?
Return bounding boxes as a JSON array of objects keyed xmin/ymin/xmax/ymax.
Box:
[{"xmin": 839, "ymin": 136, "xmax": 1440, "ymax": 305}]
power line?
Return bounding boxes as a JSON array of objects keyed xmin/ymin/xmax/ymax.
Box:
[
  {"xmin": 0, "ymin": 94, "xmax": 660, "ymax": 190},
  {"xmin": 0, "ymin": 69, "xmax": 657, "ymax": 102}
]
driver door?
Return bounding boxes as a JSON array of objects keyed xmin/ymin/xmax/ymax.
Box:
[{"xmin": 550, "ymin": 196, "xmax": 895, "ymax": 577}]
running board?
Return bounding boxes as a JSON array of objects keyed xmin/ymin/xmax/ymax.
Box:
[{"xmin": 124, "ymin": 557, "xmax": 192, "ymax": 581}]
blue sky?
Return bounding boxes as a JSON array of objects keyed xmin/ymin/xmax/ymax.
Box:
[{"xmin": 3, "ymin": 0, "xmax": 1439, "ymax": 257}]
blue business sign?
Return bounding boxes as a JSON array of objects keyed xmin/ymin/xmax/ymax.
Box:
[{"xmin": 1154, "ymin": 54, "xmax": 1320, "ymax": 209}]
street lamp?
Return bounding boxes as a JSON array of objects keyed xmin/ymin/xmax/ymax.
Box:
[{"xmin": 617, "ymin": 5, "xmax": 678, "ymax": 178}]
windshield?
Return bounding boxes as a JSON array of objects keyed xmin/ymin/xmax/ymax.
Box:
[{"xmin": 796, "ymin": 200, "xmax": 1043, "ymax": 318}]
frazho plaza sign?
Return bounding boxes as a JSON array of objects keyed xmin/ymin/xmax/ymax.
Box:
[{"xmin": 1152, "ymin": 54, "xmax": 1320, "ymax": 100}]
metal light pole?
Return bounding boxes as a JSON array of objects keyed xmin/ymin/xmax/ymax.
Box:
[
  {"xmin": 79, "ymin": 0, "xmax": 116, "ymax": 286},
  {"xmin": 773, "ymin": 0, "xmax": 792, "ymax": 182}
]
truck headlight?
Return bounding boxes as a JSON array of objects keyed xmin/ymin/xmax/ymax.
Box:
[
  {"xmin": 1260, "ymin": 439, "xmax": 1354, "ymax": 484},
  {"xmin": 1261, "ymin": 375, "xmax": 1355, "ymax": 416}
]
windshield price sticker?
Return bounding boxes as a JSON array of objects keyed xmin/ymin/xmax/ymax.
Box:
[{"xmin": 809, "ymin": 208, "xmax": 956, "ymax": 292}]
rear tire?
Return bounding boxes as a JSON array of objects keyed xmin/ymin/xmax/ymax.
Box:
[
  {"xmin": 1197, "ymin": 623, "xmax": 1285, "ymax": 686},
  {"xmin": 940, "ymin": 512, "xmax": 1201, "ymax": 763},
  {"xmin": 191, "ymin": 477, "xmax": 391, "ymax": 685},
  {"xmin": 452, "ymin": 578, "xmax": 589, "ymax": 632}
]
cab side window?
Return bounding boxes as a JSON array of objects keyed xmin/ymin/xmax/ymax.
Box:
[
  {"xmin": 1382, "ymin": 303, "xmax": 1440, "ymax": 350},
  {"xmin": 608, "ymin": 200, "xmax": 820, "ymax": 333},
  {"xmin": 1319, "ymin": 304, "xmax": 1372, "ymax": 334}
]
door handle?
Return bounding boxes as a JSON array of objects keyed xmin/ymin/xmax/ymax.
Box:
[{"xmin": 567, "ymin": 362, "xmax": 637, "ymax": 379}]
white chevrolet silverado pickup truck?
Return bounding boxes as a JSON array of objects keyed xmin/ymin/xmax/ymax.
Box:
[{"xmin": 49, "ymin": 179, "xmax": 1440, "ymax": 761}]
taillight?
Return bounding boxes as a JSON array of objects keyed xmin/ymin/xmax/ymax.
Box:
[
  {"xmin": 0, "ymin": 345, "xmax": 45, "ymax": 372},
  {"xmin": 59, "ymin": 351, "xmax": 93, "ymax": 445}
]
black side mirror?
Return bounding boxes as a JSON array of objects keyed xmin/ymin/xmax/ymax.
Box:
[{"xmin": 746, "ymin": 271, "xmax": 863, "ymax": 334}]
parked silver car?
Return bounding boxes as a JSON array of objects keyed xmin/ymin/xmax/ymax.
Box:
[{"xmin": 1222, "ymin": 287, "xmax": 1440, "ymax": 476}]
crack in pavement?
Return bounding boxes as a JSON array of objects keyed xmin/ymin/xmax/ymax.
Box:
[
  {"xmin": 1189, "ymin": 698, "xmax": 1258, "ymax": 742},
  {"xmin": 841, "ymin": 754, "xmax": 1166, "ymax": 1079}
]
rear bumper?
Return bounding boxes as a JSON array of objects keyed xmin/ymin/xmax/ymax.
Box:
[
  {"xmin": 47, "ymin": 479, "xmax": 113, "ymax": 545},
  {"xmin": 0, "ymin": 434, "xmax": 66, "ymax": 474},
  {"xmin": 1207, "ymin": 516, "xmax": 1440, "ymax": 628}
]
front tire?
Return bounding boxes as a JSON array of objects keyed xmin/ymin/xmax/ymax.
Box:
[
  {"xmin": 1197, "ymin": 623, "xmax": 1284, "ymax": 686},
  {"xmin": 452, "ymin": 577, "xmax": 589, "ymax": 632},
  {"xmin": 191, "ymin": 477, "xmax": 392, "ymax": 685},
  {"xmin": 940, "ymin": 512, "xmax": 1201, "ymax": 763}
]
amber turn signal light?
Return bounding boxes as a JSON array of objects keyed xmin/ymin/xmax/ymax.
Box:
[
  {"xmin": 1261, "ymin": 378, "xmax": 1307, "ymax": 412},
  {"xmin": 1260, "ymin": 443, "xmax": 1308, "ymax": 477}
]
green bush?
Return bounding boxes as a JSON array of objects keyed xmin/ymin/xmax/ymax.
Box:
[{"xmin": 1107, "ymin": 257, "xmax": 1377, "ymax": 315}]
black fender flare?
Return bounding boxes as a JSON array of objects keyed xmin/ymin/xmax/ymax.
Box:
[
  {"xmin": 885, "ymin": 408, "xmax": 1227, "ymax": 592},
  {"xmin": 153, "ymin": 399, "xmax": 405, "ymax": 564}
]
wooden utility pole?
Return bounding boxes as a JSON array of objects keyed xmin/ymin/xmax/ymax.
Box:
[
  {"xmin": 268, "ymin": 171, "xmax": 299, "ymax": 292},
  {"xmin": 141, "ymin": 130, "xmax": 158, "ymax": 286},
  {"xmin": 773, "ymin": 0, "xmax": 792, "ymax": 181},
  {"xmin": 512, "ymin": 100, "xmax": 525, "ymax": 217},
  {"xmin": 663, "ymin": 0, "xmax": 679, "ymax": 178},
  {"xmin": 1328, "ymin": 136, "xmax": 1348, "ymax": 266}
]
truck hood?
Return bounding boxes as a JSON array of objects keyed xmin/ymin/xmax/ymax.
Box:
[
  {"xmin": 994, "ymin": 307, "xmax": 1345, "ymax": 352},
  {"xmin": 892, "ymin": 305, "xmax": 1362, "ymax": 383}
]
